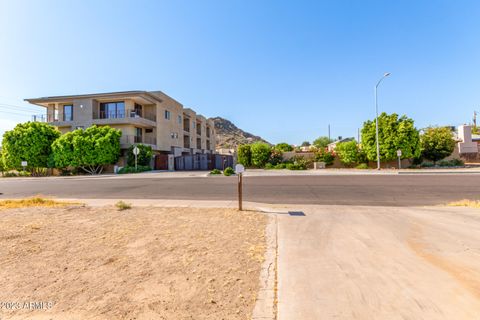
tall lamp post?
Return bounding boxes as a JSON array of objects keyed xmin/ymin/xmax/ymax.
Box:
[{"xmin": 374, "ymin": 72, "xmax": 391, "ymax": 170}]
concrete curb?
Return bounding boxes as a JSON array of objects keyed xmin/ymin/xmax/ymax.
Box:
[{"xmin": 252, "ymin": 211, "xmax": 278, "ymax": 320}]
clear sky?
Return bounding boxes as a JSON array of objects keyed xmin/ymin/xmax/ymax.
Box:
[{"xmin": 1, "ymin": 0, "xmax": 479, "ymax": 144}]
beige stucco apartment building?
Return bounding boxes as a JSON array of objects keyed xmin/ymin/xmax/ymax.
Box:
[{"xmin": 25, "ymin": 90, "xmax": 216, "ymax": 161}]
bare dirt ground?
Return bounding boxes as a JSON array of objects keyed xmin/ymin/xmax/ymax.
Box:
[{"xmin": 0, "ymin": 205, "xmax": 267, "ymax": 320}]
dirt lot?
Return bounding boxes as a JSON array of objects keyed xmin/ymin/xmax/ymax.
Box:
[{"xmin": 0, "ymin": 205, "xmax": 268, "ymax": 320}]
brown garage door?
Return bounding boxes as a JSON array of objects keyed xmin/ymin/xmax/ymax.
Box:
[{"xmin": 154, "ymin": 154, "xmax": 169, "ymax": 170}]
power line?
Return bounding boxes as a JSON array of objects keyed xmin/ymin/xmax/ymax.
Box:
[
  {"xmin": 0, "ymin": 105, "xmax": 38, "ymax": 115},
  {"xmin": 0, "ymin": 110, "xmax": 36, "ymax": 117},
  {"xmin": 0, "ymin": 102, "xmax": 42, "ymax": 112}
]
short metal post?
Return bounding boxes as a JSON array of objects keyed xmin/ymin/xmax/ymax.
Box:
[
  {"xmin": 398, "ymin": 156, "xmax": 401, "ymax": 169},
  {"xmin": 238, "ymin": 173, "xmax": 243, "ymax": 211}
]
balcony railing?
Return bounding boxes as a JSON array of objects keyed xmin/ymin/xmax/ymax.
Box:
[
  {"xmin": 94, "ymin": 109, "xmax": 156, "ymax": 122},
  {"xmin": 32, "ymin": 114, "xmax": 62, "ymax": 122},
  {"xmin": 121, "ymin": 135, "xmax": 157, "ymax": 146}
]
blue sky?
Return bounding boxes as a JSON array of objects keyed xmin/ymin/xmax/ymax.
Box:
[{"xmin": 1, "ymin": 0, "xmax": 479, "ymax": 144}]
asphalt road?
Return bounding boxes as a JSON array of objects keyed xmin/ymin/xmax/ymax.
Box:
[{"xmin": 0, "ymin": 174, "xmax": 478, "ymax": 206}]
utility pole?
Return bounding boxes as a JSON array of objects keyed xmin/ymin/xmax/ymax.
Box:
[
  {"xmin": 374, "ymin": 73, "xmax": 391, "ymax": 170},
  {"xmin": 328, "ymin": 124, "xmax": 331, "ymax": 141}
]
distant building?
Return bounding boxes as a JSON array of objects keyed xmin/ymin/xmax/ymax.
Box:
[{"xmin": 327, "ymin": 137, "xmax": 355, "ymax": 152}]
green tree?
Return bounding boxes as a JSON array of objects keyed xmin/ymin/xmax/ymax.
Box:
[
  {"xmin": 1, "ymin": 122, "xmax": 60, "ymax": 174},
  {"xmin": 420, "ymin": 127, "xmax": 455, "ymax": 164},
  {"xmin": 335, "ymin": 140, "xmax": 360, "ymax": 167},
  {"xmin": 274, "ymin": 142, "xmax": 293, "ymax": 152},
  {"xmin": 51, "ymin": 125, "xmax": 121, "ymax": 174},
  {"xmin": 301, "ymin": 141, "xmax": 310, "ymax": 147},
  {"xmin": 237, "ymin": 144, "xmax": 252, "ymax": 167},
  {"xmin": 250, "ymin": 142, "xmax": 271, "ymax": 167},
  {"xmin": 313, "ymin": 136, "xmax": 332, "ymax": 149},
  {"xmin": 361, "ymin": 113, "xmax": 420, "ymax": 162},
  {"xmin": 127, "ymin": 144, "xmax": 153, "ymax": 167}
]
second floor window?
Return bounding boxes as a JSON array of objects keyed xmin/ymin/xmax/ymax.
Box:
[
  {"xmin": 165, "ymin": 110, "xmax": 171, "ymax": 120},
  {"xmin": 63, "ymin": 105, "xmax": 73, "ymax": 121},
  {"xmin": 100, "ymin": 101, "xmax": 125, "ymax": 119}
]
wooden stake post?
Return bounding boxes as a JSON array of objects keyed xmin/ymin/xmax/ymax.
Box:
[{"xmin": 235, "ymin": 164, "xmax": 245, "ymax": 211}]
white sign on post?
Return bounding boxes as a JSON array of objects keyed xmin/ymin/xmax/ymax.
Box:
[
  {"xmin": 133, "ymin": 146, "xmax": 139, "ymax": 171},
  {"xmin": 235, "ymin": 164, "xmax": 245, "ymax": 174},
  {"xmin": 396, "ymin": 149, "xmax": 402, "ymax": 157},
  {"xmin": 21, "ymin": 161, "xmax": 28, "ymax": 167}
]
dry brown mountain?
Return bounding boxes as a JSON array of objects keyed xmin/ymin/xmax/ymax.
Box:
[{"xmin": 211, "ymin": 117, "xmax": 270, "ymax": 149}]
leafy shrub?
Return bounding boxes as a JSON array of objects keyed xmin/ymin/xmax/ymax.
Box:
[
  {"xmin": 314, "ymin": 149, "xmax": 335, "ymax": 166},
  {"xmin": 421, "ymin": 127, "xmax": 455, "ymax": 164},
  {"xmin": 115, "ymin": 201, "xmax": 131, "ymax": 211},
  {"xmin": 250, "ymin": 142, "xmax": 271, "ymax": 167},
  {"xmin": 127, "ymin": 144, "xmax": 153, "ymax": 167},
  {"xmin": 265, "ymin": 163, "xmax": 274, "ymax": 169},
  {"xmin": 268, "ymin": 149, "xmax": 283, "ymax": 165},
  {"xmin": 18, "ymin": 170, "xmax": 32, "ymax": 177},
  {"xmin": 335, "ymin": 140, "xmax": 360, "ymax": 167},
  {"xmin": 224, "ymin": 167, "xmax": 235, "ymax": 176},
  {"xmin": 313, "ymin": 136, "xmax": 332, "ymax": 149},
  {"xmin": 420, "ymin": 162, "xmax": 435, "ymax": 168},
  {"xmin": 274, "ymin": 163, "xmax": 287, "ymax": 169},
  {"xmin": 355, "ymin": 163, "xmax": 369, "ymax": 169},
  {"xmin": 210, "ymin": 168, "xmax": 221, "ymax": 174},
  {"xmin": 237, "ymin": 145, "xmax": 252, "ymax": 167},
  {"xmin": 117, "ymin": 165, "xmax": 151, "ymax": 174},
  {"xmin": 3, "ymin": 172, "xmax": 18, "ymax": 177},
  {"xmin": 286, "ymin": 163, "xmax": 306, "ymax": 170},
  {"xmin": 274, "ymin": 143, "xmax": 293, "ymax": 152},
  {"xmin": 437, "ymin": 159, "xmax": 464, "ymax": 167}
]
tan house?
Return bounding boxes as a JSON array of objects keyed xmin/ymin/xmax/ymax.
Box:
[{"xmin": 25, "ymin": 90, "xmax": 216, "ymax": 163}]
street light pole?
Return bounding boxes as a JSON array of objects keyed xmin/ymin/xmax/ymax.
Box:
[{"xmin": 374, "ymin": 72, "xmax": 391, "ymax": 170}]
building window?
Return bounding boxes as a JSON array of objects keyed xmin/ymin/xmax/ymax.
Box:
[
  {"xmin": 178, "ymin": 115, "xmax": 182, "ymax": 124},
  {"xmin": 63, "ymin": 104, "xmax": 73, "ymax": 121},
  {"xmin": 165, "ymin": 110, "xmax": 171, "ymax": 120},
  {"xmin": 100, "ymin": 101, "xmax": 125, "ymax": 119},
  {"xmin": 135, "ymin": 127, "xmax": 142, "ymax": 143}
]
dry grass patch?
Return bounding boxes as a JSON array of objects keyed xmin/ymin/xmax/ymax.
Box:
[
  {"xmin": 0, "ymin": 197, "xmax": 77, "ymax": 209},
  {"xmin": 0, "ymin": 206, "xmax": 268, "ymax": 320},
  {"xmin": 447, "ymin": 199, "xmax": 480, "ymax": 208}
]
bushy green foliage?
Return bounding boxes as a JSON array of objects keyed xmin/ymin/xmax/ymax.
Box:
[
  {"xmin": 210, "ymin": 168, "xmax": 221, "ymax": 174},
  {"xmin": 355, "ymin": 163, "xmax": 369, "ymax": 169},
  {"xmin": 437, "ymin": 158, "xmax": 464, "ymax": 167},
  {"xmin": 224, "ymin": 166, "xmax": 235, "ymax": 176},
  {"xmin": 420, "ymin": 127, "xmax": 455, "ymax": 164},
  {"xmin": 313, "ymin": 136, "xmax": 332, "ymax": 149},
  {"xmin": 268, "ymin": 149, "xmax": 283, "ymax": 165},
  {"xmin": 265, "ymin": 163, "xmax": 274, "ymax": 169},
  {"xmin": 127, "ymin": 144, "xmax": 153, "ymax": 167},
  {"xmin": 361, "ymin": 113, "xmax": 420, "ymax": 162},
  {"xmin": 274, "ymin": 163, "xmax": 287, "ymax": 169},
  {"xmin": 250, "ymin": 142, "xmax": 271, "ymax": 167},
  {"xmin": 117, "ymin": 165, "xmax": 151, "ymax": 174},
  {"xmin": 314, "ymin": 149, "xmax": 335, "ymax": 166},
  {"xmin": 286, "ymin": 155, "xmax": 311, "ymax": 170},
  {"xmin": 1, "ymin": 122, "xmax": 60, "ymax": 172},
  {"xmin": 237, "ymin": 145, "xmax": 252, "ymax": 167},
  {"xmin": 420, "ymin": 162, "xmax": 435, "ymax": 168},
  {"xmin": 51, "ymin": 125, "xmax": 121, "ymax": 174},
  {"xmin": 275, "ymin": 143, "xmax": 293, "ymax": 152},
  {"xmin": 335, "ymin": 140, "xmax": 360, "ymax": 167}
]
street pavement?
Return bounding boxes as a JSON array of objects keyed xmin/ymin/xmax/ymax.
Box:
[{"xmin": 0, "ymin": 173, "xmax": 479, "ymax": 206}]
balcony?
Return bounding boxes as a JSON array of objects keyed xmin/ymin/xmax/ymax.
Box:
[
  {"xmin": 32, "ymin": 114, "xmax": 72, "ymax": 127},
  {"xmin": 94, "ymin": 109, "xmax": 156, "ymax": 122},
  {"xmin": 120, "ymin": 135, "xmax": 157, "ymax": 147}
]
